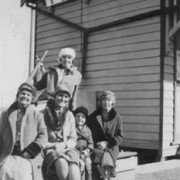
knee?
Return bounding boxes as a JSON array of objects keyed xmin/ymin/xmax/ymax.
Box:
[
  {"xmin": 55, "ymin": 158, "xmax": 68, "ymax": 170},
  {"xmin": 0, "ymin": 161, "xmax": 11, "ymax": 173},
  {"xmin": 69, "ymin": 163, "xmax": 81, "ymax": 180},
  {"xmin": 69, "ymin": 162, "xmax": 80, "ymax": 173},
  {"xmin": 0, "ymin": 157, "xmax": 15, "ymax": 174}
]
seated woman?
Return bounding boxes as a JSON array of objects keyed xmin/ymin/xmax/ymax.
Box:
[
  {"xmin": 42, "ymin": 83, "xmax": 81, "ymax": 180},
  {"xmin": 0, "ymin": 82, "xmax": 47, "ymax": 180},
  {"xmin": 74, "ymin": 106, "xmax": 94, "ymax": 180},
  {"xmin": 87, "ymin": 90, "xmax": 124, "ymax": 180}
]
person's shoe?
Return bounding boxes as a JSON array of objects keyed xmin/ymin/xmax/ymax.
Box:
[{"xmin": 110, "ymin": 168, "xmax": 116, "ymax": 178}]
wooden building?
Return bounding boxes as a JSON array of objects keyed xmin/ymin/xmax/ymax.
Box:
[{"xmin": 24, "ymin": 0, "xmax": 180, "ymax": 161}]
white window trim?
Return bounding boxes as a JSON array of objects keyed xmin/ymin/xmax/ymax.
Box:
[{"xmin": 45, "ymin": 0, "xmax": 69, "ymax": 7}]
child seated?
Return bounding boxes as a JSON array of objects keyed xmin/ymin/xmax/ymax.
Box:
[{"xmin": 74, "ymin": 106, "xmax": 94, "ymax": 180}]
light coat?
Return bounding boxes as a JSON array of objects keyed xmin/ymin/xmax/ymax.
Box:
[
  {"xmin": 0, "ymin": 104, "xmax": 48, "ymax": 180},
  {"xmin": 42, "ymin": 103, "xmax": 77, "ymax": 148},
  {"xmin": 41, "ymin": 101, "xmax": 79, "ymax": 179},
  {"xmin": 76, "ymin": 125, "xmax": 94, "ymax": 152}
]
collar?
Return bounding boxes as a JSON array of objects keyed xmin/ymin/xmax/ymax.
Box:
[
  {"xmin": 94, "ymin": 107, "xmax": 117, "ymax": 121},
  {"xmin": 50, "ymin": 64, "xmax": 77, "ymax": 75}
]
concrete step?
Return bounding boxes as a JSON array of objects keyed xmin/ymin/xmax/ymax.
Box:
[
  {"xmin": 135, "ymin": 160, "xmax": 180, "ymax": 180},
  {"xmin": 112, "ymin": 151, "xmax": 138, "ymax": 180}
]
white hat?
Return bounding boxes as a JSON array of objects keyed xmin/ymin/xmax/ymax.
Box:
[{"xmin": 58, "ymin": 47, "xmax": 76, "ymax": 63}]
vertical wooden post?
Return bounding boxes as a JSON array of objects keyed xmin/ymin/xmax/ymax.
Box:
[
  {"xmin": 159, "ymin": 0, "xmax": 166, "ymax": 161},
  {"xmin": 81, "ymin": 31, "xmax": 89, "ymax": 78}
]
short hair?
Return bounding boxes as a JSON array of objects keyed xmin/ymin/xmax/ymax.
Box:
[{"xmin": 100, "ymin": 90, "xmax": 116, "ymax": 106}]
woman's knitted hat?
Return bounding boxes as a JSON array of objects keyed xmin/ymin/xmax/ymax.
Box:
[
  {"xmin": 74, "ymin": 106, "xmax": 89, "ymax": 119},
  {"xmin": 58, "ymin": 47, "xmax": 76, "ymax": 63},
  {"xmin": 17, "ymin": 82, "xmax": 36, "ymax": 97}
]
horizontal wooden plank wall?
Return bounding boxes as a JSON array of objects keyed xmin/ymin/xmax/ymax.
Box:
[
  {"xmin": 82, "ymin": 16, "xmax": 161, "ymax": 149},
  {"xmin": 35, "ymin": 0, "xmax": 161, "ymax": 150},
  {"xmin": 35, "ymin": 0, "xmax": 160, "ymax": 67}
]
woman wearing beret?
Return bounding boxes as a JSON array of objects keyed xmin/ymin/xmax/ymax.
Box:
[
  {"xmin": 74, "ymin": 106, "xmax": 94, "ymax": 180},
  {"xmin": 42, "ymin": 83, "xmax": 81, "ymax": 180},
  {"xmin": 0, "ymin": 82, "xmax": 48, "ymax": 180},
  {"xmin": 34, "ymin": 47, "xmax": 82, "ymax": 111},
  {"xmin": 87, "ymin": 90, "xmax": 124, "ymax": 180}
]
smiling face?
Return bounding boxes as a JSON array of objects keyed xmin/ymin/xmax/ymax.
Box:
[
  {"xmin": 17, "ymin": 90, "xmax": 33, "ymax": 108},
  {"xmin": 60, "ymin": 54, "xmax": 74, "ymax": 69},
  {"xmin": 75, "ymin": 112, "xmax": 86, "ymax": 127},
  {"xmin": 101, "ymin": 98, "xmax": 113, "ymax": 112},
  {"xmin": 54, "ymin": 92, "xmax": 70, "ymax": 109}
]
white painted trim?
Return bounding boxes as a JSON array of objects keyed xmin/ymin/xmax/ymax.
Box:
[
  {"xmin": 29, "ymin": 8, "xmax": 36, "ymax": 76},
  {"xmin": 45, "ymin": 0, "xmax": 69, "ymax": 7}
]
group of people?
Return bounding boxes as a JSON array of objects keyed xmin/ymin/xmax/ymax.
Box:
[{"xmin": 0, "ymin": 47, "xmax": 124, "ymax": 180}]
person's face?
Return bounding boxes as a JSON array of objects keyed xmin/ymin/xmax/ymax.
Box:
[
  {"xmin": 17, "ymin": 90, "xmax": 33, "ymax": 108},
  {"xmin": 54, "ymin": 92, "xmax": 70, "ymax": 109},
  {"xmin": 101, "ymin": 98, "xmax": 113, "ymax": 112},
  {"xmin": 75, "ymin": 112, "xmax": 86, "ymax": 126},
  {"xmin": 60, "ymin": 54, "xmax": 74, "ymax": 69}
]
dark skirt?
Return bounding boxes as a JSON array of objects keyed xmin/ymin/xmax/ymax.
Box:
[{"xmin": 92, "ymin": 145, "xmax": 119, "ymax": 167}]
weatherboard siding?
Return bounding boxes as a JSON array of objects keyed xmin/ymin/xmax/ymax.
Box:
[{"xmin": 35, "ymin": 0, "xmax": 161, "ymax": 150}]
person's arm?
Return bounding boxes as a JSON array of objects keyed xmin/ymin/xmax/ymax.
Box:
[
  {"xmin": 113, "ymin": 115, "xmax": 124, "ymax": 146},
  {"xmin": 80, "ymin": 128, "xmax": 94, "ymax": 156},
  {"xmin": 106, "ymin": 115, "xmax": 124, "ymax": 147},
  {"xmin": 34, "ymin": 72, "xmax": 47, "ymax": 90},
  {"xmin": 21, "ymin": 111, "xmax": 48, "ymax": 158},
  {"xmin": 64, "ymin": 112, "xmax": 77, "ymax": 148},
  {"xmin": 86, "ymin": 127, "xmax": 94, "ymax": 152}
]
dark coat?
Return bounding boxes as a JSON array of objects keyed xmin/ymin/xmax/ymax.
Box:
[
  {"xmin": 87, "ymin": 108, "xmax": 124, "ymax": 164},
  {"xmin": 0, "ymin": 104, "xmax": 48, "ymax": 180}
]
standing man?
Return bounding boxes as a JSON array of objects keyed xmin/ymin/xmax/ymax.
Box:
[{"xmin": 0, "ymin": 82, "xmax": 47, "ymax": 180}]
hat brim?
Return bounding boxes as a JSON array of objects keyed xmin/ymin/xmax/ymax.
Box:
[
  {"xmin": 54, "ymin": 90, "xmax": 71, "ymax": 98},
  {"xmin": 18, "ymin": 87, "xmax": 35, "ymax": 96}
]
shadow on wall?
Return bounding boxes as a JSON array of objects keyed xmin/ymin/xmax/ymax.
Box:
[{"xmin": 77, "ymin": 90, "xmax": 97, "ymax": 114}]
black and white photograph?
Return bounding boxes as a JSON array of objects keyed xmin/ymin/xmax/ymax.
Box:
[{"xmin": 0, "ymin": 0, "xmax": 180, "ymax": 180}]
